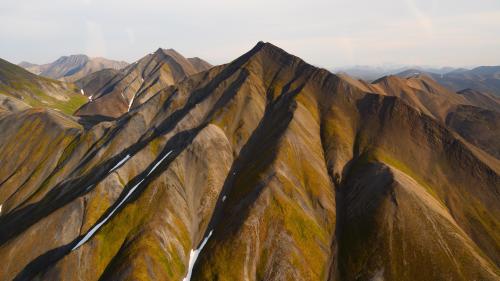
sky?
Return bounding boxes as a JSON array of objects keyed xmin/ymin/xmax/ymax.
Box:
[{"xmin": 1, "ymin": 0, "xmax": 499, "ymax": 68}]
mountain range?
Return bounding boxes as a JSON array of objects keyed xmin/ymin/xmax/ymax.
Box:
[
  {"xmin": 0, "ymin": 42, "xmax": 498, "ymax": 281},
  {"xmin": 396, "ymin": 66, "xmax": 500, "ymax": 96},
  {"xmin": 334, "ymin": 65, "xmax": 500, "ymax": 97},
  {"xmin": 19, "ymin": 55, "xmax": 128, "ymax": 82}
]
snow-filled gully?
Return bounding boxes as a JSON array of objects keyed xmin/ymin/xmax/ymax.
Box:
[
  {"xmin": 181, "ymin": 172, "xmax": 235, "ymax": 280},
  {"xmin": 182, "ymin": 230, "xmax": 213, "ymax": 281},
  {"xmin": 71, "ymin": 150, "xmax": 173, "ymax": 251},
  {"xmin": 110, "ymin": 154, "xmax": 131, "ymax": 172},
  {"xmin": 128, "ymin": 94, "xmax": 136, "ymax": 112}
]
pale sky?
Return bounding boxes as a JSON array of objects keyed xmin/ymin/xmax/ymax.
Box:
[{"xmin": 1, "ymin": 0, "xmax": 499, "ymax": 68}]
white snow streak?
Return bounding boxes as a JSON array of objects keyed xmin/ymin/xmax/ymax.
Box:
[
  {"xmin": 110, "ymin": 154, "xmax": 131, "ymax": 173},
  {"xmin": 128, "ymin": 94, "xmax": 136, "ymax": 111},
  {"xmin": 182, "ymin": 230, "xmax": 214, "ymax": 281},
  {"xmin": 0, "ymin": 204, "xmax": 2, "ymax": 214},
  {"xmin": 222, "ymin": 195, "xmax": 226, "ymax": 202},
  {"xmin": 71, "ymin": 150, "xmax": 173, "ymax": 251},
  {"xmin": 88, "ymin": 95, "xmax": 93, "ymax": 101},
  {"xmin": 147, "ymin": 151, "xmax": 172, "ymax": 176},
  {"xmin": 72, "ymin": 178, "xmax": 145, "ymax": 250},
  {"xmin": 80, "ymin": 89, "xmax": 85, "ymax": 95}
]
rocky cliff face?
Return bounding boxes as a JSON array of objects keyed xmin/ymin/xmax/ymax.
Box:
[{"xmin": 0, "ymin": 42, "xmax": 498, "ymax": 281}]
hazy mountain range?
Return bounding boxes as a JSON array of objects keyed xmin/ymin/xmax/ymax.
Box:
[
  {"xmin": 0, "ymin": 42, "xmax": 498, "ymax": 281},
  {"xmin": 19, "ymin": 55, "xmax": 128, "ymax": 82},
  {"xmin": 334, "ymin": 65, "xmax": 500, "ymax": 97}
]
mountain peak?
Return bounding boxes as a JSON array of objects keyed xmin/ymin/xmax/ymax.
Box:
[{"xmin": 234, "ymin": 41, "xmax": 305, "ymax": 70}]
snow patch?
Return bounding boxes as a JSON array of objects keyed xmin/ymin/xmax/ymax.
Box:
[
  {"xmin": 88, "ymin": 95, "xmax": 93, "ymax": 101},
  {"xmin": 110, "ymin": 154, "xmax": 131, "ymax": 173},
  {"xmin": 80, "ymin": 89, "xmax": 85, "ymax": 95},
  {"xmin": 222, "ymin": 195, "xmax": 226, "ymax": 202},
  {"xmin": 72, "ymin": 178, "xmax": 145, "ymax": 250},
  {"xmin": 182, "ymin": 230, "xmax": 214, "ymax": 281},
  {"xmin": 128, "ymin": 94, "xmax": 136, "ymax": 111},
  {"xmin": 147, "ymin": 151, "xmax": 173, "ymax": 176},
  {"xmin": 0, "ymin": 204, "xmax": 2, "ymax": 214},
  {"xmin": 71, "ymin": 150, "xmax": 174, "ymax": 251}
]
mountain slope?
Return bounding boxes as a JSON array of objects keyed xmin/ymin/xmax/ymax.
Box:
[
  {"xmin": 0, "ymin": 58, "xmax": 88, "ymax": 114},
  {"xmin": 338, "ymin": 73, "xmax": 500, "ymax": 159},
  {"xmin": 20, "ymin": 55, "xmax": 128, "ymax": 82},
  {"xmin": 74, "ymin": 48, "xmax": 212, "ymax": 118},
  {"xmin": 0, "ymin": 42, "xmax": 498, "ymax": 281}
]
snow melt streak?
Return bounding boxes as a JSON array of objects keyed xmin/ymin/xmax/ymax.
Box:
[
  {"xmin": 183, "ymin": 230, "xmax": 213, "ymax": 281},
  {"xmin": 110, "ymin": 154, "xmax": 131, "ymax": 173},
  {"xmin": 71, "ymin": 150, "xmax": 173, "ymax": 251},
  {"xmin": 72, "ymin": 178, "xmax": 144, "ymax": 250},
  {"xmin": 128, "ymin": 94, "xmax": 136, "ymax": 111}
]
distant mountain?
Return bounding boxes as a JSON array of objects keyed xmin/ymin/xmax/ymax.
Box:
[
  {"xmin": 0, "ymin": 42, "xmax": 498, "ymax": 281},
  {"xmin": 333, "ymin": 65, "xmax": 457, "ymax": 81},
  {"xmin": 74, "ymin": 48, "xmax": 212, "ymax": 118},
  {"xmin": 0, "ymin": 58, "xmax": 88, "ymax": 114},
  {"xmin": 19, "ymin": 55, "xmax": 128, "ymax": 82},
  {"xmin": 337, "ymin": 72, "xmax": 500, "ymax": 159},
  {"xmin": 396, "ymin": 66, "xmax": 500, "ymax": 96}
]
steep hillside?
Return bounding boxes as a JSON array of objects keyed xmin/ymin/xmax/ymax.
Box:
[
  {"xmin": 0, "ymin": 42, "xmax": 498, "ymax": 281},
  {"xmin": 338, "ymin": 73, "xmax": 500, "ymax": 160},
  {"xmin": 0, "ymin": 58, "xmax": 88, "ymax": 114},
  {"xmin": 74, "ymin": 48, "xmax": 212, "ymax": 118},
  {"xmin": 74, "ymin": 68, "xmax": 120, "ymax": 97}
]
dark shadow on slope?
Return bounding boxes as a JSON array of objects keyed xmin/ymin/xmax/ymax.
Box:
[
  {"xmin": 335, "ymin": 160, "xmax": 395, "ymax": 280},
  {"xmin": 12, "ymin": 67, "xmax": 251, "ymax": 281},
  {"xmin": 190, "ymin": 65, "xmax": 316, "ymax": 280},
  {"xmin": 0, "ymin": 46, "xmax": 257, "ymax": 247}
]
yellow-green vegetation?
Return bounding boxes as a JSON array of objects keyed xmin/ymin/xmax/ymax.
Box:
[
  {"xmin": 0, "ymin": 58, "xmax": 88, "ymax": 114},
  {"xmin": 373, "ymin": 149, "xmax": 442, "ymax": 203},
  {"xmin": 89, "ymin": 182, "xmax": 190, "ymax": 281}
]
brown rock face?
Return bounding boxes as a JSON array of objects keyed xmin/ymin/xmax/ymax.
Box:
[{"xmin": 0, "ymin": 42, "xmax": 498, "ymax": 281}]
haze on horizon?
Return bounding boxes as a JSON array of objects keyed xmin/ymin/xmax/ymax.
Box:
[{"xmin": 1, "ymin": 0, "xmax": 499, "ymax": 68}]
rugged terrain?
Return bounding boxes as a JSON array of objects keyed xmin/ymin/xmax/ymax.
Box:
[
  {"xmin": 0, "ymin": 42, "xmax": 498, "ymax": 281},
  {"xmin": 74, "ymin": 48, "xmax": 212, "ymax": 118}
]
